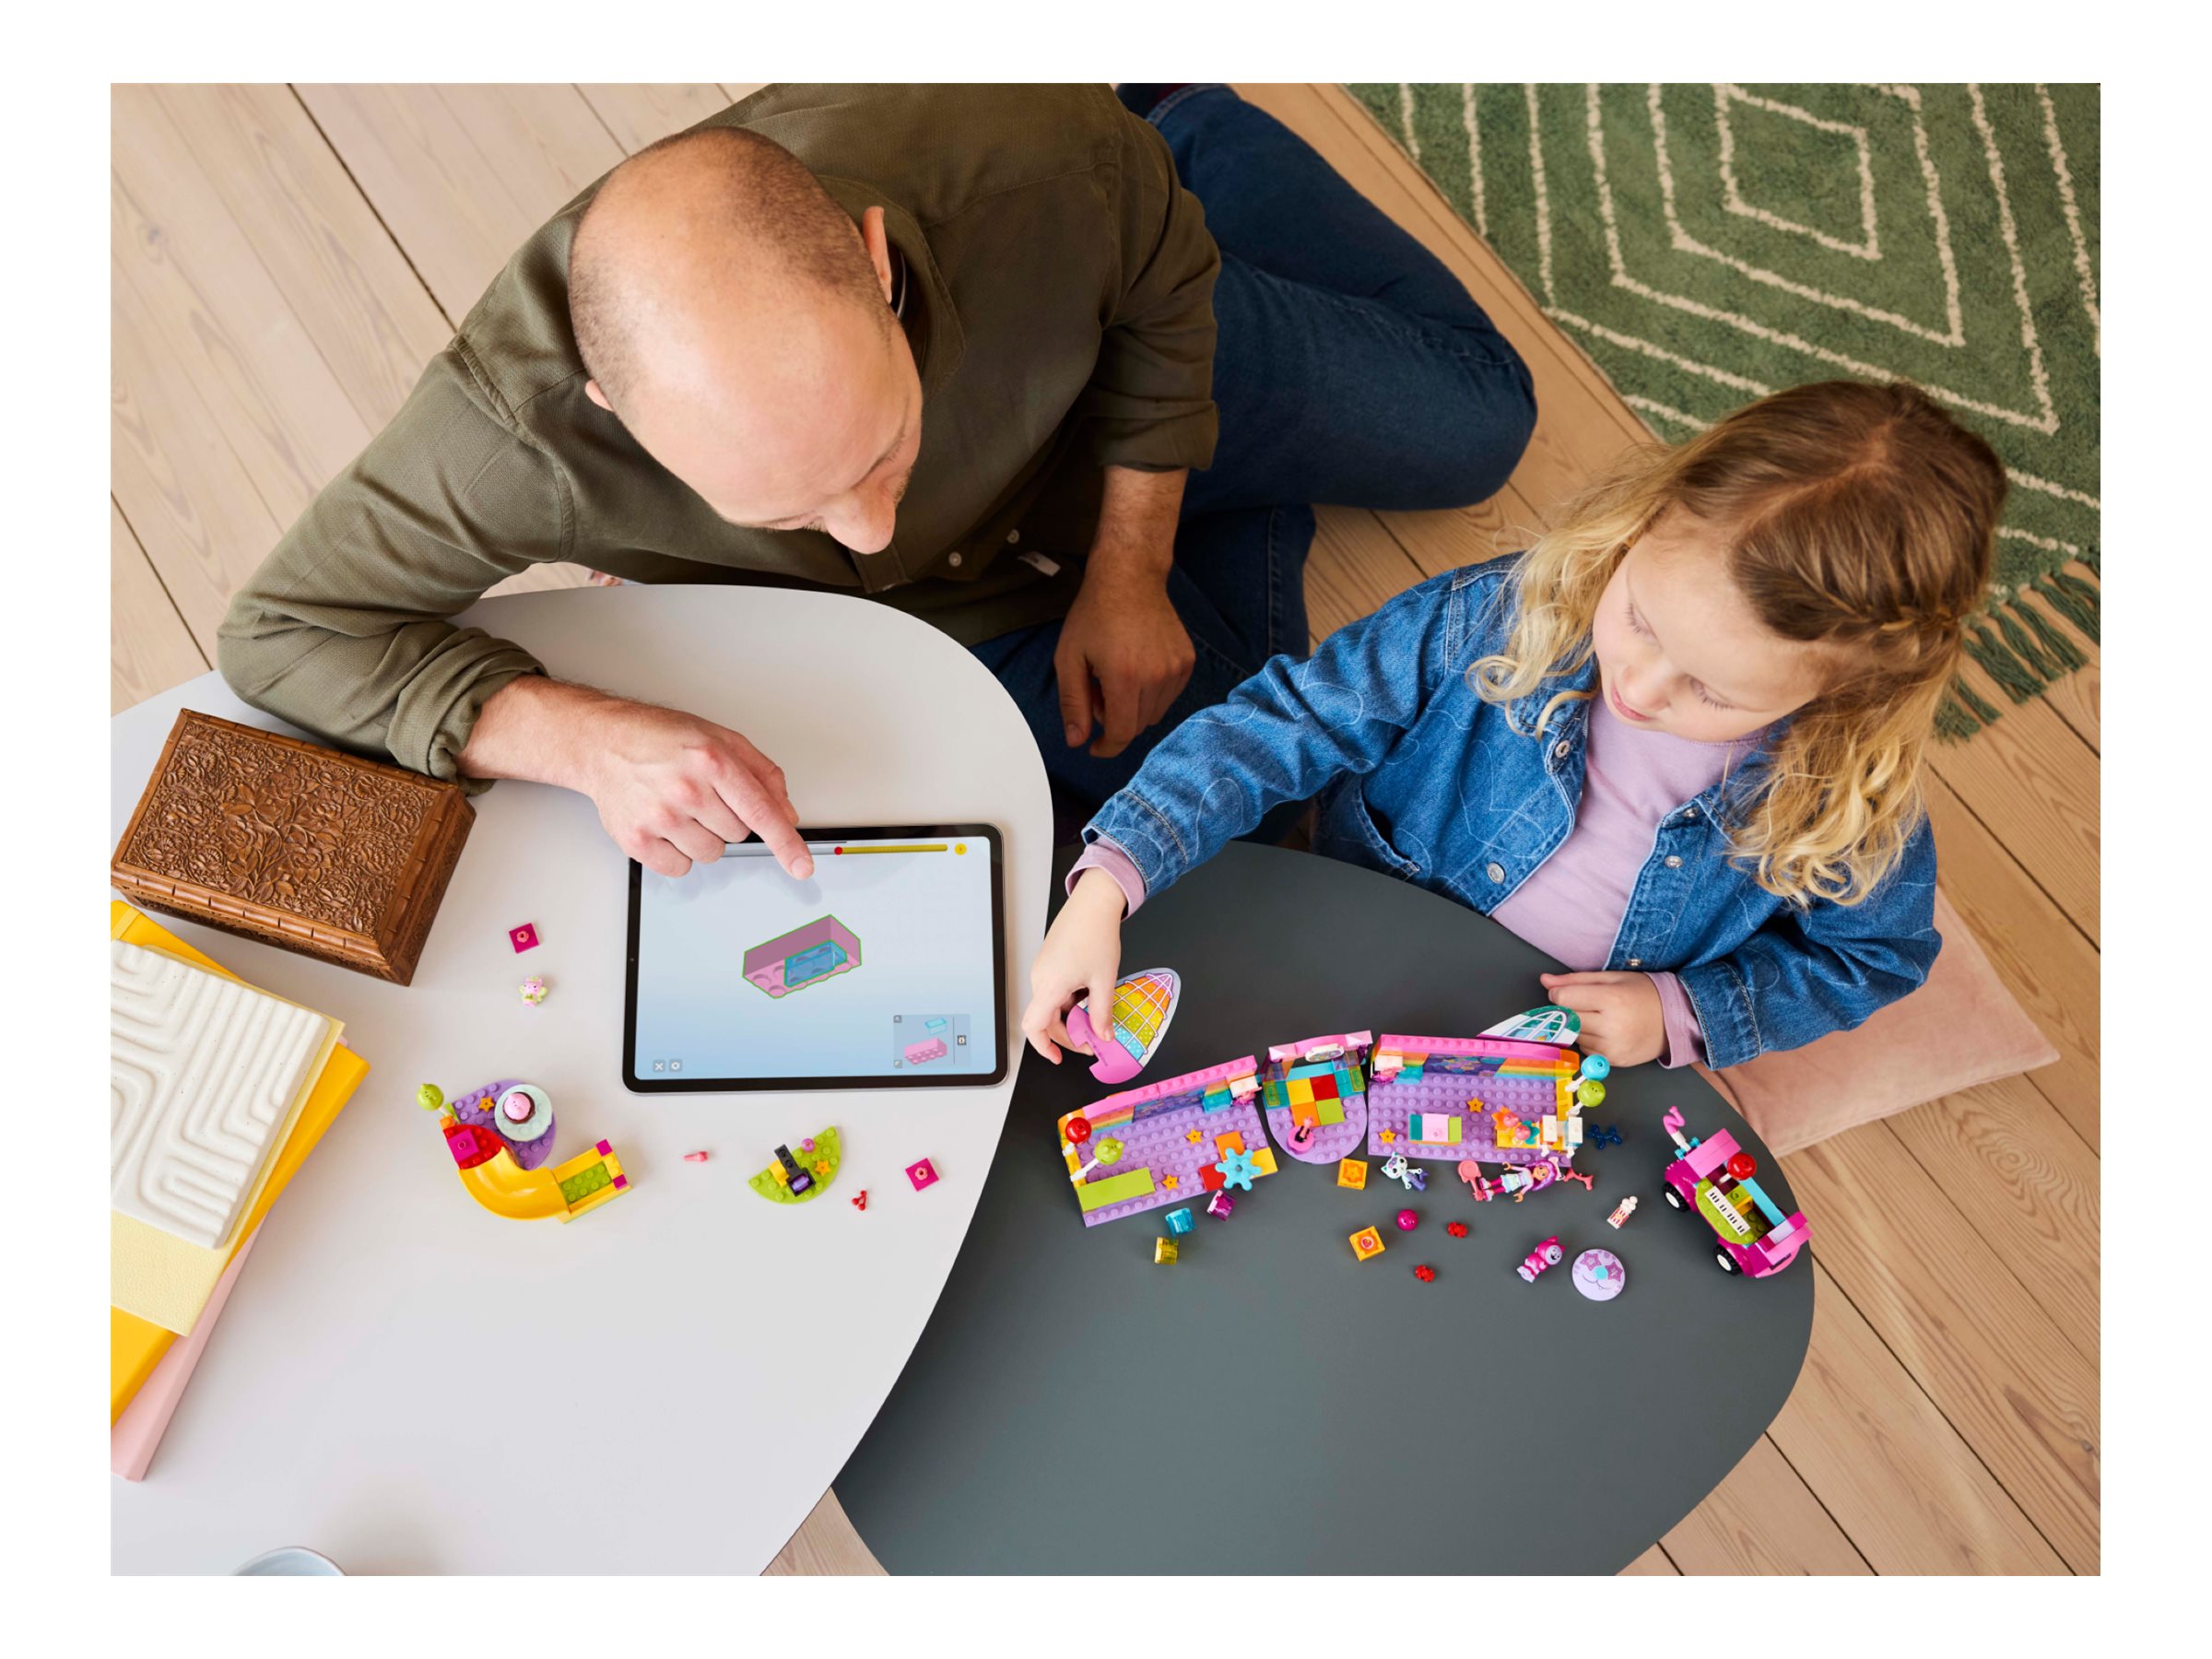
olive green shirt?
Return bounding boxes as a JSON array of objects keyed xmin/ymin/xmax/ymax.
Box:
[{"xmin": 218, "ymin": 84, "xmax": 1221, "ymax": 787}]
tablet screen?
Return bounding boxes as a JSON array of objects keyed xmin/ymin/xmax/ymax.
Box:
[{"xmin": 624, "ymin": 827, "xmax": 1006, "ymax": 1090}]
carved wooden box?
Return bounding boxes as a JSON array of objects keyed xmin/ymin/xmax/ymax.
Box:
[{"xmin": 111, "ymin": 711, "xmax": 474, "ymax": 986}]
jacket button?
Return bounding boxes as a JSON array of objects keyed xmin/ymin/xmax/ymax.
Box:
[
  {"xmin": 1552, "ymin": 740, "xmax": 1571, "ymax": 760},
  {"xmin": 1683, "ymin": 806, "xmax": 1699, "ymax": 820},
  {"xmin": 1486, "ymin": 863, "xmax": 1505, "ymax": 883},
  {"xmin": 1006, "ymin": 529, "xmax": 1021, "ymax": 544},
  {"xmin": 1628, "ymin": 958, "xmax": 1642, "ymax": 969},
  {"xmin": 1665, "ymin": 854, "xmax": 1682, "ymax": 868},
  {"xmin": 947, "ymin": 551, "xmax": 964, "ymax": 568}
]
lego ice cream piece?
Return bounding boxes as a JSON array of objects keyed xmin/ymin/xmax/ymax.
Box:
[{"xmin": 1572, "ymin": 1248, "xmax": 1627, "ymax": 1300}]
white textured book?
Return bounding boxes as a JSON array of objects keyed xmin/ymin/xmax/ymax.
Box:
[{"xmin": 110, "ymin": 941, "xmax": 335, "ymax": 1250}]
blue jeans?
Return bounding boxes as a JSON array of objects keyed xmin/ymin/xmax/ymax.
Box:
[{"xmin": 971, "ymin": 83, "xmax": 1538, "ymax": 815}]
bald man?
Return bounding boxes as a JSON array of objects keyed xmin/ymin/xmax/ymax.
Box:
[{"xmin": 221, "ymin": 86, "xmax": 1534, "ymax": 878}]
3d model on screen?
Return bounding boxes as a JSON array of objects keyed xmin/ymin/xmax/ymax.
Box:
[{"xmin": 743, "ymin": 915, "xmax": 863, "ymax": 998}]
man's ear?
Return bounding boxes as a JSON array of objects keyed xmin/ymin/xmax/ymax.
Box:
[
  {"xmin": 584, "ymin": 379, "xmax": 613, "ymax": 412},
  {"xmin": 859, "ymin": 206, "xmax": 894, "ymax": 304}
]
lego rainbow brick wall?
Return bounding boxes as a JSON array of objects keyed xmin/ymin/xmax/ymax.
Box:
[
  {"xmin": 1366, "ymin": 1034, "xmax": 1578, "ymax": 1167},
  {"xmin": 743, "ymin": 914, "xmax": 863, "ymax": 998},
  {"xmin": 1058, "ymin": 1055, "xmax": 1276, "ymax": 1227},
  {"xmin": 1259, "ymin": 1030, "xmax": 1372, "ymax": 1165}
]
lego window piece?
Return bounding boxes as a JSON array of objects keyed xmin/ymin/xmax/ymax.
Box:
[
  {"xmin": 1065, "ymin": 967, "xmax": 1182, "ymax": 1086},
  {"xmin": 1480, "ymin": 1004, "xmax": 1581, "ymax": 1044}
]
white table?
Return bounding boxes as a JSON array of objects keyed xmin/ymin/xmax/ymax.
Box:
[{"xmin": 110, "ymin": 586, "xmax": 1050, "ymax": 1574}]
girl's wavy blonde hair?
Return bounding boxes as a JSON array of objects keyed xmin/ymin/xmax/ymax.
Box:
[{"xmin": 1473, "ymin": 380, "xmax": 2006, "ymax": 907}]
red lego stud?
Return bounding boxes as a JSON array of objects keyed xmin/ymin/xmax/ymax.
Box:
[
  {"xmin": 1065, "ymin": 1116, "xmax": 1092, "ymax": 1146},
  {"xmin": 1413, "ymin": 1264, "xmax": 1437, "ymax": 1282},
  {"xmin": 1726, "ymin": 1150, "xmax": 1758, "ymax": 1182},
  {"xmin": 509, "ymin": 923, "xmax": 539, "ymax": 953},
  {"xmin": 1445, "ymin": 1220, "xmax": 1469, "ymax": 1238}
]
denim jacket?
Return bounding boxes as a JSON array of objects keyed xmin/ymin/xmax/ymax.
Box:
[{"xmin": 1085, "ymin": 559, "xmax": 1941, "ymax": 1068}]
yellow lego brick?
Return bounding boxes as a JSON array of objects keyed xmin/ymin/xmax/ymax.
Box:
[
  {"xmin": 1348, "ymin": 1227, "xmax": 1386, "ymax": 1262},
  {"xmin": 1154, "ymin": 1237, "xmax": 1179, "ymax": 1265},
  {"xmin": 1337, "ymin": 1159, "xmax": 1367, "ymax": 1190},
  {"xmin": 1287, "ymin": 1078, "xmax": 1314, "ymax": 1105},
  {"xmin": 1250, "ymin": 1147, "xmax": 1278, "ymax": 1176}
]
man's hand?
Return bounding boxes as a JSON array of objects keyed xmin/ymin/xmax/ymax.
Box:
[
  {"xmin": 460, "ymin": 677, "xmax": 814, "ymax": 880},
  {"xmin": 1539, "ymin": 971, "xmax": 1666, "ymax": 1067},
  {"xmin": 1056, "ymin": 465, "xmax": 1193, "ymax": 759}
]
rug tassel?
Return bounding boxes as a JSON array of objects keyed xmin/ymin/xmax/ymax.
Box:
[
  {"xmin": 2038, "ymin": 570, "xmax": 2101, "ymax": 645},
  {"xmin": 1936, "ymin": 675, "xmax": 2001, "ymax": 743},
  {"xmin": 1964, "ymin": 622, "xmax": 2043, "ymax": 705},
  {"xmin": 2013, "ymin": 595, "xmax": 2085, "ymax": 674}
]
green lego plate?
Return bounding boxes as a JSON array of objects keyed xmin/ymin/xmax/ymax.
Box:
[{"xmin": 748, "ymin": 1126, "xmax": 842, "ymax": 1204}]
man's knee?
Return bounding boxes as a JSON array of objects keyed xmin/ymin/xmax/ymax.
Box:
[{"xmin": 1413, "ymin": 348, "xmax": 1538, "ymax": 509}]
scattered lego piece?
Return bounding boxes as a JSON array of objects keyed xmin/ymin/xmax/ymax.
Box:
[
  {"xmin": 1348, "ymin": 1226, "xmax": 1386, "ymax": 1263},
  {"xmin": 1559, "ymin": 1167, "xmax": 1595, "ymax": 1192},
  {"xmin": 518, "ymin": 975, "xmax": 548, "ymax": 1006},
  {"xmin": 852, "ymin": 1190, "xmax": 867, "ymax": 1211},
  {"xmin": 683, "ymin": 1150, "xmax": 709, "ymax": 1163},
  {"xmin": 1587, "ymin": 1123, "xmax": 1623, "ymax": 1149},
  {"xmin": 1154, "ymin": 1237, "xmax": 1179, "ymax": 1265},
  {"xmin": 1165, "ymin": 1206, "xmax": 1195, "ymax": 1236},
  {"xmin": 1413, "ymin": 1264, "xmax": 1436, "ymax": 1282},
  {"xmin": 1572, "ymin": 1247, "xmax": 1627, "ymax": 1301},
  {"xmin": 906, "ymin": 1158, "xmax": 939, "ymax": 1192},
  {"xmin": 1394, "ymin": 1208, "xmax": 1419, "ymax": 1231},
  {"xmin": 1516, "ymin": 1236, "xmax": 1565, "ymax": 1283},
  {"xmin": 1206, "ymin": 1192, "xmax": 1235, "ymax": 1219},
  {"xmin": 1606, "ymin": 1196, "xmax": 1639, "ymax": 1229},
  {"xmin": 416, "ymin": 1083, "xmax": 444, "ymax": 1112},
  {"xmin": 1379, "ymin": 1153, "xmax": 1426, "ymax": 1192},
  {"xmin": 1445, "ymin": 1220, "xmax": 1469, "ymax": 1238},
  {"xmin": 1214, "ymin": 1147, "xmax": 1260, "ymax": 1191},
  {"xmin": 1336, "ymin": 1159, "xmax": 1368, "ymax": 1190},
  {"xmin": 508, "ymin": 923, "xmax": 539, "ymax": 953}
]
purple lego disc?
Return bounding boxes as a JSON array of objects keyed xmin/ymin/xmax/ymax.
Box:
[{"xmin": 1571, "ymin": 1247, "xmax": 1626, "ymax": 1301}]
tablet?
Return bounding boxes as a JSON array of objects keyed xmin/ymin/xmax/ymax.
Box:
[{"xmin": 624, "ymin": 826, "xmax": 1006, "ymax": 1092}]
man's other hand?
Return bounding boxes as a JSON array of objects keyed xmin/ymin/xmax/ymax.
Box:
[{"xmin": 1053, "ymin": 562, "xmax": 1196, "ymax": 759}]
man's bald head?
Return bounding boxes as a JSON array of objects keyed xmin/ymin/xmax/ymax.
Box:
[
  {"xmin": 569, "ymin": 126, "xmax": 890, "ymax": 417},
  {"xmin": 566, "ymin": 125, "xmax": 924, "ymax": 555}
]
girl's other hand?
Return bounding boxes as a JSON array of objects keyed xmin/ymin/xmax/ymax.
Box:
[
  {"xmin": 1539, "ymin": 971, "xmax": 1665, "ymax": 1067},
  {"xmin": 1022, "ymin": 870, "xmax": 1130, "ymax": 1064}
]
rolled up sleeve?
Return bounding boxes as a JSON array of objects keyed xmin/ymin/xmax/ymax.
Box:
[
  {"xmin": 1074, "ymin": 112, "xmax": 1220, "ymax": 474},
  {"xmin": 217, "ymin": 356, "xmax": 566, "ymax": 791}
]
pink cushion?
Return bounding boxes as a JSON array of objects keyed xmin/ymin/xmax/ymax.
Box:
[{"xmin": 1695, "ymin": 888, "xmax": 2057, "ymax": 1155}]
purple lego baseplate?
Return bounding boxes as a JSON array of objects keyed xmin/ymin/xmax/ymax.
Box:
[
  {"xmin": 1058, "ymin": 1055, "xmax": 1274, "ymax": 1228},
  {"xmin": 446, "ymin": 1077, "xmax": 559, "ymax": 1171},
  {"xmin": 1258, "ymin": 1031, "xmax": 1371, "ymax": 1165},
  {"xmin": 1365, "ymin": 1035, "xmax": 1576, "ymax": 1169}
]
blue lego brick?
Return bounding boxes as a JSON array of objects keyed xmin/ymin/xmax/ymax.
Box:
[
  {"xmin": 785, "ymin": 940, "xmax": 848, "ymax": 986},
  {"xmin": 1164, "ymin": 1206, "xmax": 1195, "ymax": 1235}
]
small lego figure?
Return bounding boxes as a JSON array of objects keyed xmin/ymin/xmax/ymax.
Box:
[
  {"xmin": 1336, "ymin": 1159, "xmax": 1368, "ymax": 1190},
  {"xmin": 1413, "ymin": 1264, "xmax": 1437, "ymax": 1283},
  {"xmin": 518, "ymin": 975, "xmax": 548, "ymax": 1005},
  {"xmin": 1206, "ymin": 1192, "xmax": 1235, "ymax": 1220},
  {"xmin": 1606, "ymin": 1195, "xmax": 1639, "ymax": 1229},
  {"xmin": 1154, "ymin": 1237, "xmax": 1179, "ymax": 1265},
  {"xmin": 1394, "ymin": 1208, "xmax": 1419, "ymax": 1231},
  {"xmin": 1348, "ymin": 1227, "xmax": 1387, "ymax": 1263},
  {"xmin": 1516, "ymin": 1236, "xmax": 1565, "ymax": 1283},
  {"xmin": 1165, "ymin": 1206, "xmax": 1195, "ymax": 1236},
  {"xmin": 1445, "ymin": 1220, "xmax": 1469, "ymax": 1238}
]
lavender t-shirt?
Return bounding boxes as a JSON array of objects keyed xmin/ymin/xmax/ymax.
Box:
[{"xmin": 1069, "ymin": 695, "xmax": 1761, "ymax": 1069}]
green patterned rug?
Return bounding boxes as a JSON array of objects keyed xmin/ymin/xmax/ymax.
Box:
[{"xmin": 1347, "ymin": 83, "xmax": 2100, "ymax": 738}]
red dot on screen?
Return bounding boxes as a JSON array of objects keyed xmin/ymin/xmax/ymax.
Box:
[{"xmin": 833, "ymin": 846, "xmax": 844, "ymax": 855}]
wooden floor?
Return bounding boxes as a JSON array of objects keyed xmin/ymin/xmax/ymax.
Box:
[{"xmin": 112, "ymin": 83, "xmax": 2100, "ymax": 1576}]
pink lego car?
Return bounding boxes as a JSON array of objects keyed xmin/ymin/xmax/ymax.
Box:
[{"xmin": 1657, "ymin": 1110, "xmax": 1809, "ymax": 1277}]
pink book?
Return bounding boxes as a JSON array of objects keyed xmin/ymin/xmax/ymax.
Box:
[{"xmin": 112, "ymin": 1223, "xmax": 262, "ymax": 1482}]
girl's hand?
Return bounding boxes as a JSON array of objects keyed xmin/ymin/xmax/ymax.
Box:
[
  {"xmin": 1539, "ymin": 971, "xmax": 1666, "ymax": 1067},
  {"xmin": 1022, "ymin": 870, "xmax": 1130, "ymax": 1064}
]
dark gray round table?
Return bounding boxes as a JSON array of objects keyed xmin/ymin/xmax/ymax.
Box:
[{"xmin": 835, "ymin": 841, "xmax": 1814, "ymax": 1574}]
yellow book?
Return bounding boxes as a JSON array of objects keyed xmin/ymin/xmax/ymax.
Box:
[{"xmin": 109, "ymin": 903, "xmax": 370, "ymax": 1421}]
